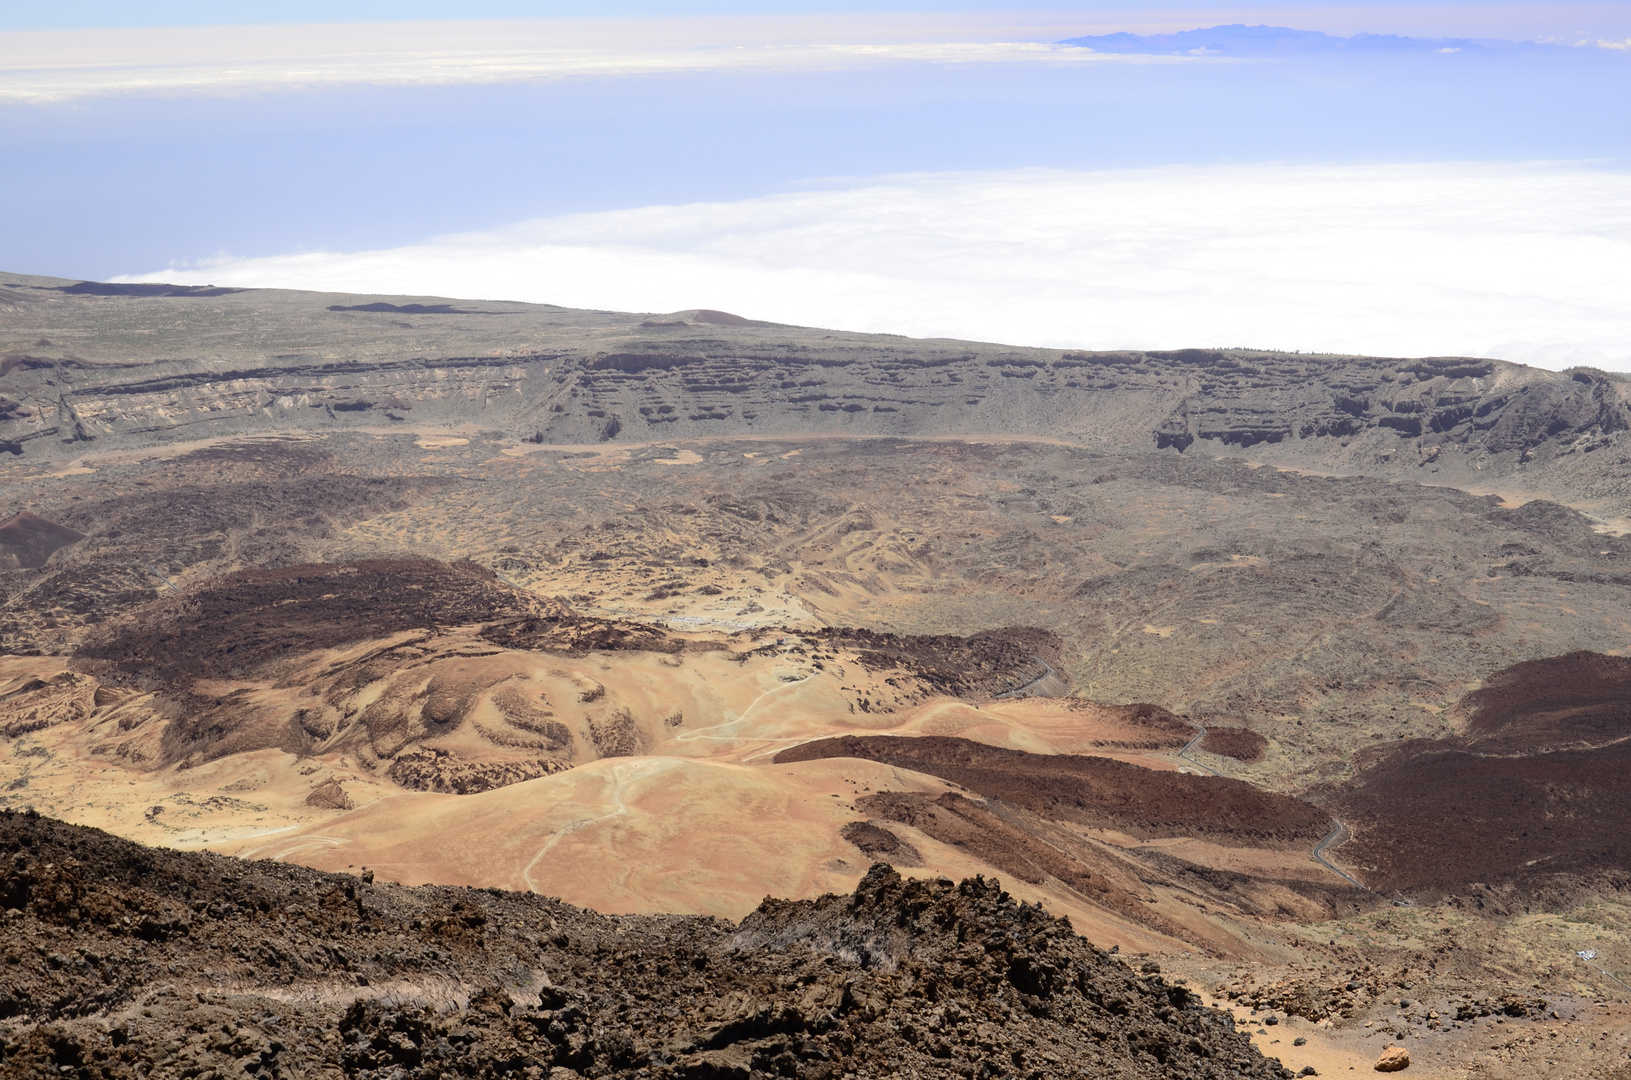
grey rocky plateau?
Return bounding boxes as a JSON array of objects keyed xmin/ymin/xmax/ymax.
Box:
[{"xmin": 2, "ymin": 273, "xmax": 1627, "ymax": 528}]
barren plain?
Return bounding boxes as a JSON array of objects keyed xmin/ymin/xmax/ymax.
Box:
[{"xmin": 3, "ymin": 272, "xmax": 1631, "ymax": 1078}]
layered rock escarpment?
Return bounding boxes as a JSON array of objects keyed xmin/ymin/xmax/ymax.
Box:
[
  {"xmin": 1145, "ymin": 351, "xmax": 1628, "ymax": 456},
  {"xmin": 3, "ymin": 279, "xmax": 1626, "ymax": 480}
]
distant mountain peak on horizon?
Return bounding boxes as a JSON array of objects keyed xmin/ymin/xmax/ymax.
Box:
[{"xmin": 1058, "ymin": 23, "xmax": 1527, "ymax": 57}]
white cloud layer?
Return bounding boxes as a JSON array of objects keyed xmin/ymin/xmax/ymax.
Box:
[
  {"xmin": 135, "ymin": 163, "xmax": 1631, "ymax": 370},
  {"xmin": 0, "ymin": 16, "xmax": 1199, "ymax": 102},
  {"xmin": 6, "ymin": 9, "xmax": 1628, "ymax": 102}
]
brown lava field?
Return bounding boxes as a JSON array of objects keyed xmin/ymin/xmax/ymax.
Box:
[{"xmin": 1331, "ymin": 652, "xmax": 1631, "ymax": 894}]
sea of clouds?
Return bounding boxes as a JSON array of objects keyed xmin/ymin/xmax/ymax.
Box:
[
  {"xmin": 0, "ymin": 15, "xmax": 1201, "ymax": 103},
  {"xmin": 133, "ymin": 162, "xmax": 1631, "ymax": 370}
]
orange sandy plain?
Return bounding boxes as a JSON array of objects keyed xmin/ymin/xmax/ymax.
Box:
[{"xmin": 0, "ymin": 648, "xmax": 1300, "ymax": 957}]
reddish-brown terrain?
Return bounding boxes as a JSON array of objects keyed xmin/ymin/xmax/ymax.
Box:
[
  {"xmin": 1198, "ymin": 727, "xmax": 1268, "ymax": 763},
  {"xmin": 73, "ymin": 560, "xmax": 559, "ymax": 687},
  {"xmin": 778, "ymin": 734, "xmax": 1331, "ymax": 846},
  {"xmin": 1459, "ymin": 650, "xmax": 1631, "ymax": 752},
  {"xmin": 1332, "ymin": 652, "xmax": 1631, "ymax": 894}
]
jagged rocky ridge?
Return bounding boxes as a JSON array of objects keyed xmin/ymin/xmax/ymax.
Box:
[{"xmin": 0, "ymin": 810, "xmax": 1289, "ymax": 1079}]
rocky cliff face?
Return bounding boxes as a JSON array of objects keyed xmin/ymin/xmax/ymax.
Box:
[
  {"xmin": 1147, "ymin": 351, "xmax": 1628, "ymax": 457},
  {"xmin": 4, "ymin": 278, "xmax": 1627, "ymax": 492}
]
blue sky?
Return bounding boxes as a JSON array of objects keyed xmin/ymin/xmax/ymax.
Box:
[
  {"xmin": 0, "ymin": 2, "xmax": 1601, "ymax": 26},
  {"xmin": 7, "ymin": 2, "xmax": 1631, "ymax": 37},
  {"xmin": 2, "ymin": 4, "xmax": 1629, "ymax": 364}
]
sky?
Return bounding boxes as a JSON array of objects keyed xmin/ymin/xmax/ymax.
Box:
[
  {"xmin": 6, "ymin": 2, "xmax": 1631, "ymax": 35},
  {"xmin": 2, "ymin": 3, "xmax": 1629, "ymax": 367}
]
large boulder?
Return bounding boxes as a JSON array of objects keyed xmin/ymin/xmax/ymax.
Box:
[{"xmin": 1375, "ymin": 1045, "xmax": 1411, "ymax": 1071}]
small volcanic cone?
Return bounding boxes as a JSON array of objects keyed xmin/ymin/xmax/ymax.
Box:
[{"xmin": 0, "ymin": 511, "xmax": 85, "ymax": 569}]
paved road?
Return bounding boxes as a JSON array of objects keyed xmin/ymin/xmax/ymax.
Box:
[
  {"xmin": 1176, "ymin": 728, "xmax": 1221, "ymax": 776},
  {"xmin": 995, "ymin": 659, "xmax": 1057, "ymax": 699},
  {"xmin": 1180, "ymin": 725, "xmax": 1367, "ymax": 891},
  {"xmin": 1312, "ymin": 820, "xmax": 1368, "ymax": 890}
]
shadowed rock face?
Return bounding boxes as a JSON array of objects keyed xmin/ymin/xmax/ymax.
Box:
[
  {"xmin": 0, "ymin": 811, "xmax": 1287, "ymax": 1080},
  {"xmin": 1148, "ymin": 354, "xmax": 1629, "ymax": 456}
]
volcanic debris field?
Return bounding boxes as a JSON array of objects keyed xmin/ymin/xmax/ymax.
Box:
[
  {"xmin": 4, "ymin": 275, "xmax": 1631, "ymax": 1077},
  {"xmin": 0, "ymin": 811, "xmax": 1297, "ymax": 1080}
]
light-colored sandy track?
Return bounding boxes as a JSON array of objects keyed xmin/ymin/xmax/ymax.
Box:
[
  {"xmin": 521, "ymin": 757, "xmax": 678, "ymax": 894},
  {"xmin": 673, "ymin": 672, "xmax": 816, "ymax": 745}
]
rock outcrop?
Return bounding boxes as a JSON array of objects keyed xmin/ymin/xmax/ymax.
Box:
[
  {"xmin": 1374, "ymin": 1044, "xmax": 1411, "ymax": 1071},
  {"xmin": 0, "ymin": 810, "xmax": 1291, "ymax": 1079}
]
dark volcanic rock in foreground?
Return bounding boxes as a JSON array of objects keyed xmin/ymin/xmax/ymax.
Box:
[{"xmin": 0, "ymin": 811, "xmax": 1286, "ymax": 1079}]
